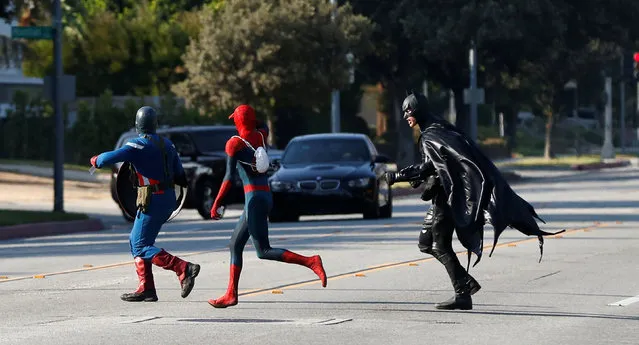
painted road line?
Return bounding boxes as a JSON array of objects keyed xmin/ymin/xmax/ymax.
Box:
[
  {"xmin": 239, "ymin": 224, "xmax": 605, "ymax": 298},
  {"xmin": 608, "ymin": 295, "xmax": 639, "ymax": 307},
  {"xmin": 0, "ymin": 229, "xmax": 349, "ymax": 283},
  {"xmin": 0, "ymin": 223, "xmax": 604, "ymax": 285}
]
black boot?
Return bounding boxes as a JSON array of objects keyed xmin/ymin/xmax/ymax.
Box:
[
  {"xmin": 432, "ymin": 251, "xmax": 475, "ymax": 310},
  {"xmin": 121, "ymin": 289, "xmax": 158, "ymax": 302},
  {"xmin": 435, "ymin": 278, "xmax": 473, "ymax": 310},
  {"xmin": 121, "ymin": 257, "xmax": 158, "ymax": 302},
  {"xmin": 466, "ymin": 274, "xmax": 481, "ymax": 295},
  {"xmin": 435, "ymin": 292, "xmax": 472, "ymax": 310},
  {"xmin": 181, "ymin": 262, "xmax": 201, "ymax": 298}
]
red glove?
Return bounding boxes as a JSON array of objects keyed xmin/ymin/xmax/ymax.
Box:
[
  {"xmin": 90, "ymin": 155, "xmax": 98, "ymax": 168},
  {"xmin": 210, "ymin": 203, "xmax": 222, "ymax": 220}
]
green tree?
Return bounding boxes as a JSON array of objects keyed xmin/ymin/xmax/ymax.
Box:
[
  {"xmin": 173, "ymin": 0, "xmax": 374, "ymax": 145},
  {"xmin": 511, "ymin": 0, "xmax": 639, "ymax": 158},
  {"xmin": 22, "ymin": 0, "xmax": 207, "ymax": 97}
]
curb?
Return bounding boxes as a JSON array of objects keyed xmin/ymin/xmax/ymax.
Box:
[
  {"xmin": 571, "ymin": 160, "xmax": 631, "ymax": 171},
  {"xmin": 0, "ymin": 218, "xmax": 105, "ymax": 241}
]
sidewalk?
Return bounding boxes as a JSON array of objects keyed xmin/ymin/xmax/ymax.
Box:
[{"xmin": 0, "ymin": 163, "xmax": 110, "ymax": 184}]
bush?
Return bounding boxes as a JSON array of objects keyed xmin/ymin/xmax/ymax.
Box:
[{"xmin": 0, "ymin": 91, "xmax": 56, "ymax": 161}]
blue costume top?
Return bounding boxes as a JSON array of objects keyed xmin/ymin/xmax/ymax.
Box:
[{"xmin": 95, "ymin": 134, "xmax": 184, "ymax": 192}]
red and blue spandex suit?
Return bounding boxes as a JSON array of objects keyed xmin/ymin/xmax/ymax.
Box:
[{"xmin": 208, "ymin": 104, "xmax": 327, "ymax": 308}]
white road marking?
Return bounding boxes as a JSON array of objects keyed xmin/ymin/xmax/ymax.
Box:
[{"xmin": 608, "ymin": 295, "xmax": 639, "ymax": 306}]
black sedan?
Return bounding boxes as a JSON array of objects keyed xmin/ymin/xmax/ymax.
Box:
[{"xmin": 268, "ymin": 133, "xmax": 393, "ymax": 222}]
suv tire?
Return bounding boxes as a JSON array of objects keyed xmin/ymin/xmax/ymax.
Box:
[{"xmin": 196, "ymin": 179, "xmax": 219, "ymax": 219}]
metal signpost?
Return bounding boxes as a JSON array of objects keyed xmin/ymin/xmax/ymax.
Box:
[
  {"xmin": 11, "ymin": 0, "xmax": 64, "ymax": 212},
  {"xmin": 464, "ymin": 41, "xmax": 484, "ymax": 142}
]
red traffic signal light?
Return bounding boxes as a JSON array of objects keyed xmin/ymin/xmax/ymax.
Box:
[{"xmin": 634, "ymin": 52, "xmax": 639, "ymax": 62}]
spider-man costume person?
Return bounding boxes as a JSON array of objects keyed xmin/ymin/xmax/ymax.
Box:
[
  {"xmin": 90, "ymin": 106, "xmax": 200, "ymax": 302},
  {"xmin": 208, "ymin": 104, "xmax": 327, "ymax": 308}
]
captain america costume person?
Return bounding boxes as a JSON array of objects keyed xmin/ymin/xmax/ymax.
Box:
[
  {"xmin": 208, "ymin": 104, "xmax": 327, "ymax": 308},
  {"xmin": 90, "ymin": 106, "xmax": 200, "ymax": 302}
]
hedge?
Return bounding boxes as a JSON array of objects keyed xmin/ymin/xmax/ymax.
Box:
[{"xmin": 0, "ymin": 90, "xmax": 225, "ymax": 165}]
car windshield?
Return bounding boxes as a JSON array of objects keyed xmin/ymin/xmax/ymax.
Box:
[
  {"xmin": 282, "ymin": 138, "xmax": 371, "ymax": 164},
  {"xmin": 116, "ymin": 133, "xmax": 138, "ymax": 149},
  {"xmin": 190, "ymin": 129, "xmax": 237, "ymax": 152}
]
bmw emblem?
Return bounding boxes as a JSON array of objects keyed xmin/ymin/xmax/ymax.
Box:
[{"xmin": 316, "ymin": 176, "xmax": 322, "ymax": 180}]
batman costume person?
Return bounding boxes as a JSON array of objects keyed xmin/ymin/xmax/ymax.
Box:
[
  {"xmin": 90, "ymin": 106, "xmax": 200, "ymax": 302},
  {"xmin": 385, "ymin": 92, "xmax": 564, "ymax": 310},
  {"xmin": 208, "ymin": 104, "xmax": 327, "ymax": 308}
]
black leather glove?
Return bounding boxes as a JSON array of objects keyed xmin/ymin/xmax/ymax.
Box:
[
  {"xmin": 174, "ymin": 173, "xmax": 188, "ymax": 188},
  {"xmin": 409, "ymin": 180, "xmax": 422, "ymax": 188},
  {"xmin": 384, "ymin": 172, "xmax": 397, "ymax": 186}
]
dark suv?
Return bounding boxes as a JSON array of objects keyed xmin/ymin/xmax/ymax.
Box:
[{"xmin": 110, "ymin": 125, "xmax": 283, "ymax": 221}]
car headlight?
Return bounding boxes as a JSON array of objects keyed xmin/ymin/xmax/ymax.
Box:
[
  {"xmin": 270, "ymin": 180, "xmax": 294, "ymax": 191},
  {"xmin": 347, "ymin": 177, "xmax": 372, "ymax": 188}
]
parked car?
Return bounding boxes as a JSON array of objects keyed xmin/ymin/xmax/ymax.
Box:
[
  {"xmin": 110, "ymin": 125, "xmax": 284, "ymax": 221},
  {"xmin": 267, "ymin": 133, "xmax": 393, "ymax": 222}
]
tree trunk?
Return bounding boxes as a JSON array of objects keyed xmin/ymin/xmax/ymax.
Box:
[
  {"xmin": 501, "ymin": 105, "xmax": 517, "ymax": 156},
  {"xmin": 375, "ymin": 82, "xmax": 388, "ymax": 137},
  {"xmin": 453, "ymin": 86, "xmax": 469, "ymax": 135},
  {"xmin": 543, "ymin": 110, "xmax": 555, "ymax": 159},
  {"xmin": 266, "ymin": 114, "xmax": 275, "ymax": 147}
]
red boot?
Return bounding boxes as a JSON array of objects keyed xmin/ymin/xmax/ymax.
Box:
[
  {"xmin": 151, "ymin": 249, "xmax": 200, "ymax": 298},
  {"xmin": 281, "ymin": 251, "xmax": 327, "ymax": 287},
  {"xmin": 208, "ymin": 264, "xmax": 241, "ymax": 308},
  {"xmin": 121, "ymin": 257, "xmax": 158, "ymax": 302}
]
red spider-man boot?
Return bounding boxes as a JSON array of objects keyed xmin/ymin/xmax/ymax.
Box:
[
  {"xmin": 121, "ymin": 257, "xmax": 158, "ymax": 302},
  {"xmin": 151, "ymin": 249, "xmax": 200, "ymax": 298},
  {"xmin": 281, "ymin": 251, "xmax": 327, "ymax": 287},
  {"xmin": 208, "ymin": 264, "xmax": 241, "ymax": 308}
]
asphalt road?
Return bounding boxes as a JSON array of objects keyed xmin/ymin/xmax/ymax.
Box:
[{"xmin": 0, "ymin": 167, "xmax": 638, "ymax": 345}]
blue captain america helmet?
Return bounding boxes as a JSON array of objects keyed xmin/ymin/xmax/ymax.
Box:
[{"xmin": 135, "ymin": 106, "xmax": 158, "ymax": 134}]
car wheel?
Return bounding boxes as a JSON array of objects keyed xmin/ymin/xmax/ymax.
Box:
[
  {"xmin": 379, "ymin": 185, "xmax": 393, "ymax": 219},
  {"xmin": 363, "ymin": 185, "xmax": 381, "ymax": 219},
  {"xmin": 121, "ymin": 207, "xmax": 135, "ymax": 223},
  {"xmin": 196, "ymin": 179, "xmax": 219, "ymax": 220}
]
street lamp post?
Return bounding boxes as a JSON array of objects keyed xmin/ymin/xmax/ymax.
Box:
[
  {"xmin": 53, "ymin": 0, "xmax": 64, "ymax": 212},
  {"xmin": 330, "ymin": 0, "xmax": 340, "ymax": 133}
]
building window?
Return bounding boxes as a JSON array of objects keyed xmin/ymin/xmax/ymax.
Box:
[
  {"xmin": 0, "ymin": 36, "xmax": 23, "ymax": 70},
  {"xmin": 1, "ymin": 36, "xmax": 10, "ymax": 68}
]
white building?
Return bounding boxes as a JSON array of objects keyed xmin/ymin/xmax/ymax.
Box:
[{"xmin": 0, "ymin": 19, "xmax": 44, "ymax": 118}]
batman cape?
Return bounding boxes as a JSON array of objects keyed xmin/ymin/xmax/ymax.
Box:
[{"xmin": 419, "ymin": 121, "xmax": 564, "ymax": 268}]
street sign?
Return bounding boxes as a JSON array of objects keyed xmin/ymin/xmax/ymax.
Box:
[
  {"xmin": 463, "ymin": 88, "xmax": 485, "ymax": 105},
  {"xmin": 11, "ymin": 26, "xmax": 53, "ymax": 40}
]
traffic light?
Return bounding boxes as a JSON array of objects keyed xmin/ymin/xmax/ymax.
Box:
[{"xmin": 634, "ymin": 52, "xmax": 639, "ymax": 79}]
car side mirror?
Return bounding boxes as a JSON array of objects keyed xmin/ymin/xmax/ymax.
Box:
[{"xmin": 373, "ymin": 155, "xmax": 390, "ymax": 164}]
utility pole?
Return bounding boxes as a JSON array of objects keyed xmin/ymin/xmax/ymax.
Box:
[
  {"xmin": 53, "ymin": 0, "xmax": 64, "ymax": 212},
  {"xmin": 637, "ymin": 79, "xmax": 639, "ymax": 146},
  {"xmin": 601, "ymin": 76, "xmax": 615, "ymax": 159},
  {"xmin": 469, "ymin": 40, "xmax": 478, "ymax": 142},
  {"xmin": 620, "ymin": 54, "xmax": 626, "ymax": 153},
  {"xmin": 330, "ymin": 0, "xmax": 340, "ymax": 133}
]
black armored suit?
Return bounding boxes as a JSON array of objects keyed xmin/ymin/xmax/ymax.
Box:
[{"xmin": 386, "ymin": 92, "xmax": 563, "ymax": 310}]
